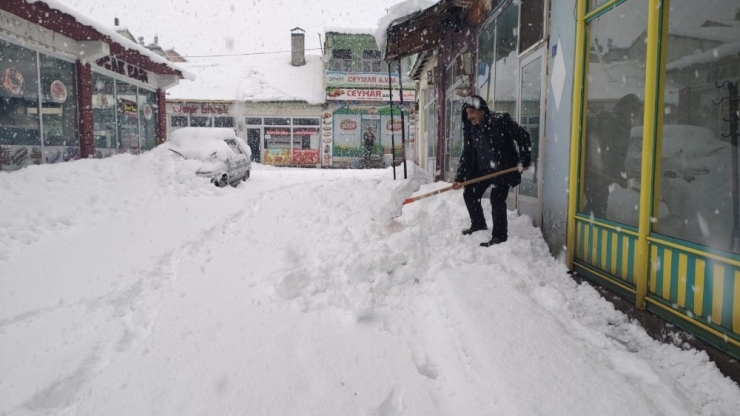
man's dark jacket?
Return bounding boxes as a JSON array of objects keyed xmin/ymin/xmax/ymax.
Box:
[{"xmin": 454, "ymin": 103, "xmax": 532, "ymax": 187}]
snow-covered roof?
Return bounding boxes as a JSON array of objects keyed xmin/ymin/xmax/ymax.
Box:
[
  {"xmin": 167, "ymin": 54, "xmax": 325, "ymax": 104},
  {"xmin": 666, "ymin": 38, "xmax": 740, "ymax": 71},
  {"xmin": 324, "ymin": 26, "xmax": 375, "ymax": 35},
  {"xmin": 23, "ymin": 0, "xmax": 195, "ymax": 81},
  {"xmin": 374, "ymin": 0, "xmax": 442, "ymax": 51}
]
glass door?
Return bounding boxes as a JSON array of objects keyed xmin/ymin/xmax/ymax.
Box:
[
  {"xmin": 514, "ymin": 47, "xmax": 546, "ymax": 226},
  {"xmin": 246, "ymin": 128, "xmax": 261, "ymax": 162}
]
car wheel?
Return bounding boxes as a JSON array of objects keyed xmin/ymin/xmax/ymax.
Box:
[
  {"xmin": 216, "ymin": 174, "xmax": 228, "ymax": 187},
  {"xmin": 243, "ymin": 170, "xmax": 250, "ymax": 181}
]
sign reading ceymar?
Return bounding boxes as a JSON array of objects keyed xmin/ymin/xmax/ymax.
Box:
[{"xmin": 326, "ymin": 72, "xmax": 414, "ymax": 89}]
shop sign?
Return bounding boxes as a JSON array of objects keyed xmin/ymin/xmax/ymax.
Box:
[
  {"xmin": 119, "ymin": 98, "xmax": 137, "ymax": 116},
  {"xmin": 326, "ymin": 88, "xmax": 416, "ymax": 103},
  {"xmin": 293, "ymin": 128, "xmax": 319, "ymax": 135},
  {"xmin": 326, "ymin": 71, "xmax": 407, "ymax": 88},
  {"xmin": 99, "ymin": 57, "xmax": 148, "ymax": 83},
  {"xmin": 143, "ymin": 104, "xmax": 153, "ymax": 120},
  {"xmin": 171, "ymin": 103, "xmax": 229, "ymax": 115},
  {"xmin": 50, "ymin": 80, "xmax": 67, "ymax": 103}
]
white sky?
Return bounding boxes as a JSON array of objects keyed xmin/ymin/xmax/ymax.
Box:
[
  {"xmin": 60, "ymin": 0, "xmax": 407, "ymax": 57},
  {"xmin": 1, "ymin": 150, "xmax": 739, "ymax": 414}
]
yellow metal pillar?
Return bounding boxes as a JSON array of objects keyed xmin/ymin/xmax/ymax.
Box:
[
  {"xmin": 566, "ymin": 0, "xmax": 587, "ymax": 270},
  {"xmin": 635, "ymin": 0, "xmax": 669, "ymax": 309}
]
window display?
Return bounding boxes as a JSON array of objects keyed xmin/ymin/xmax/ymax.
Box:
[
  {"xmin": 139, "ymin": 88, "xmax": 158, "ymax": 151},
  {"xmin": 39, "ymin": 54, "xmax": 78, "ymax": 164},
  {"xmin": 92, "ymin": 72, "xmax": 117, "ymax": 157},
  {"xmin": 655, "ymin": 0, "xmax": 740, "ymax": 251},
  {"xmin": 580, "ymin": 0, "xmax": 645, "ymax": 227},
  {"xmin": 492, "ymin": 1, "xmax": 519, "ymax": 117},
  {"xmin": 0, "ymin": 41, "xmax": 40, "ymax": 171},
  {"xmin": 116, "ymin": 80, "xmax": 139, "ymax": 153}
]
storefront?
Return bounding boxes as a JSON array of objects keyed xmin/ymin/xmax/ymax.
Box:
[
  {"xmin": 0, "ymin": 41, "xmax": 79, "ymax": 170},
  {"xmin": 0, "ymin": 0, "xmax": 189, "ymax": 172},
  {"xmin": 567, "ymin": 0, "xmax": 740, "ymax": 358},
  {"xmin": 324, "ymin": 71, "xmax": 415, "ymax": 168},
  {"xmin": 166, "ymin": 101, "xmax": 324, "ymax": 167}
]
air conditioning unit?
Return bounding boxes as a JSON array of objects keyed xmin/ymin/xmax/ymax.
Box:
[{"xmin": 426, "ymin": 66, "xmax": 440, "ymax": 85}]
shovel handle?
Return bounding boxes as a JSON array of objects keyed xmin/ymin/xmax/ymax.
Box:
[{"xmin": 402, "ymin": 166, "xmax": 521, "ymax": 205}]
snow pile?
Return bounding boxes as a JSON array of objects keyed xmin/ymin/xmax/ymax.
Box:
[
  {"xmin": 1, "ymin": 155, "xmax": 739, "ymax": 415},
  {"xmin": 369, "ymin": 161, "xmax": 435, "ymax": 225},
  {"xmin": 165, "ymin": 127, "xmax": 238, "ymax": 162}
]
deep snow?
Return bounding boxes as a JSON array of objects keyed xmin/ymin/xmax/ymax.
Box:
[{"xmin": 1, "ymin": 150, "xmax": 739, "ymax": 415}]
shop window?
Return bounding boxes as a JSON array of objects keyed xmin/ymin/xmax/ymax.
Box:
[
  {"xmin": 245, "ymin": 117, "xmax": 262, "ymax": 125},
  {"xmin": 190, "ymin": 116, "xmax": 211, "ymax": 127},
  {"xmin": 171, "ymin": 116, "xmax": 188, "ymax": 127},
  {"xmin": 214, "ymin": 116, "xmax": 234, "ymax": 128},
  {"xmin": 492, "ymin": 1, "xmax": 519, "ymax": 117},
  {"xmin": 519, "ymin": 0, "xmax": 544, "ymax": 52},
  {"xmin": 265, "ymin": 127, "xmax": 291, "ymax": 149},
  {"xmin": 293, "ymin": 118, "xmax": 319, "ymax": 126},
  {"xmin": 264, "ymin": 117, "xmax": 291, "ymax": 125},
  {"xmin": 116, "ymin": 80, "xmax": 140, "ymax": 154},
  {"xmin": 0, "ymin": 40, "xmax": 41, "ymax": 171},
  {"xmin": 38, "ymin": 54, "xmax": 78, "ymax": 164},
  {"xmin": 476, "ymin": 18, "xmax": 496, "ymax": 103},
  {"xmin": 138, "ymin": 88, "xmax": 158, "ymax": 151},
  {"xmin": 424, "ymin": 85, "xmax": 438, "ymax": 160},
  {"xmin": 92, "ymin": 73, "xmax": 117, "ymax": 156},
  {"xmin": 331, "ymin": 49, "xmax": 353, "ymax": 72},
  {"xmin": 655, "ymin": 0, "xmax": 740, "ymax": 251},
  {"xmin": 587, "ymin": 0, "xmax": 612, "ymax": 11},
  {"xmin": 580, "ymin": 0, "xmax": 645, "ymax": 227},
  {"xmin": 292, "ymin": 127, "xmax": 319, "ymax": 149},
  {"xmin": 362, "ymin": 50, "xmax": 382, "ymax": 72}
]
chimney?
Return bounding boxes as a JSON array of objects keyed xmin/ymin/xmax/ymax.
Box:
[
  {"xmin": 114, "ymin": 17, "xmax": 119, "ymax": 26},
  {"xmin": 138, "ymin": 36, "xmax": 145, "ymax": 45},
  {"xmin": 154, "ymin": 35, "xmax": 159, "ymax": 45},
  {"xmin": 291, "ymin": 27, "xmax": 306, "ymax": 66}
]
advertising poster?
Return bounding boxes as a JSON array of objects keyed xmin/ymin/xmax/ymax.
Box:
[
  {"xmin": 321, "ymin": 111, "xmax": 333, "ymax": 167},
  {"xmin": 380, "ymin": 114, "xmax": 408, "ymax": 157},
  {"xmin": 292, "ymin": 149, "xmax": 319, "ymax": 165},
  {"xmin": 263, "ymin": 148, "xmax": 291, "ymax": 165},
  {"xmin": 332, "ymin": 113, "xmax": 361, "ymax": 157}
]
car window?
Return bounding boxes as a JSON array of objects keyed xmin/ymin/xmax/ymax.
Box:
[{"xmin": 224, "ymin": 139, "xmax": 243, "ymax": 155}]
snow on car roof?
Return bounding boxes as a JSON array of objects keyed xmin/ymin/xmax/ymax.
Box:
[{"xmin": 166, "ymin": 127, "xmax": 238, "ymax": 162}]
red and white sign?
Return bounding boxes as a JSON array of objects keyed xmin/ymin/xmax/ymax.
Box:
[
  {"xmin": 143, "ymin": 104, "xmax": 153, "ymax": 120},
  {"xmin": 339, "ymin": 119, "xmax": 358, "ymax": 131},
  {"xmin": 50, "ymin": 80, "xmax": 67, "ymax": 103},
  {"xmin": 326, "ymin": 88, "xmax": 416, "ymax": 103},
  {"xmin": 386, "ymin": 120, "xmax": 403, "ymax": 132}
]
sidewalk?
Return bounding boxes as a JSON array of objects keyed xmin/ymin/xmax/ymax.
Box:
[{"xmin": 572, "ymin": 273, "xmax": 740, "ymax": 386}]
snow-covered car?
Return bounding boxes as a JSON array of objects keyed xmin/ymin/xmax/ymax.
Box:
[{"xmin": 166, "ymin": 127, "xmax": 252, "ymax": 187}]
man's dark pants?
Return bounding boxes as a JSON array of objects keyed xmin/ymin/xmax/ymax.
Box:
[{"xmin": 463, "ymin": 176, "xmax": 510, "ymax": 241}]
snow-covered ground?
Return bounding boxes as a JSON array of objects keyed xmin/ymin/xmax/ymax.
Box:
[{"xmin": 1, "ymin": 150, "xmax": 739, "ymax": 415}]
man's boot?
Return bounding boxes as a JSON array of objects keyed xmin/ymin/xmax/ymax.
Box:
[{"xmin": 462, "ymin": 225, "xmax": 488, "ymax": 235}]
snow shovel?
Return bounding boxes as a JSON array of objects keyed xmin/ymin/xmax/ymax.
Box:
[{"xmin": 402, "ymin": 166, "xmax": 522, "ymax": 206}]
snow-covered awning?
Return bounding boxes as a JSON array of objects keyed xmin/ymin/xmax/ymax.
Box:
[
  {"xmin": 375, "ymin": 0, "xmax": 460, "ymax": 61},
  {"xmin": 2, "ymin": 0, "xmax": 195, "ymax": 81}
]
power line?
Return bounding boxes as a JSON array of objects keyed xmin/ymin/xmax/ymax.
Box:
[{"xmin": 182, "ymin": 48, "xmax": 323, "ymax": 58}]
